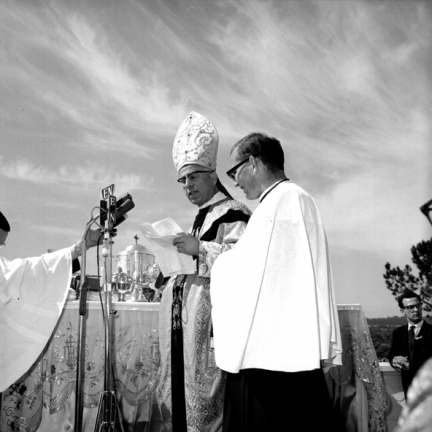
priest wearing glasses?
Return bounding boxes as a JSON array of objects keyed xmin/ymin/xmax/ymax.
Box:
[
  {"xmin": 388, "ymin": 290, "xmax": 432, "ymax": 398},
  {"xmin": 210, "ymin": 132, "xmax": 342, "ymax": 431},
  {"xmin": 156, "ymin": 112, "xmax": 251, "ymax": 432}
]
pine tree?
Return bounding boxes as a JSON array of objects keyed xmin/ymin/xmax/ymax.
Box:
[{"xmin": 383, "ymin": 237, "xmax": 432, "ymax": 311}]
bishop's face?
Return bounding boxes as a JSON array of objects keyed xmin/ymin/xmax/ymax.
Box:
[{"xmin": 178, "ymin": 164, "xmax": 217, "ymax": 207}]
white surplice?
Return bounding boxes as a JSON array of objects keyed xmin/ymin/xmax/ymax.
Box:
[
  {"xmin": 211, "ymin": 181, "xmax": 342, "ymax": 374},
  {"xmin": 0, "ymin": 249, "xmax": 73, "ymax": 392}
]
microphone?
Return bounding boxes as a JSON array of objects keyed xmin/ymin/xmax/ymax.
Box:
[
  {"xmin": 116, "ymin": 194, "xmax": 135, "ymax": 219},
  {"xmin": 114, "ymin": 214, "xmax": 128, "ymax": 228},
  {"xmin": 116, "ymin": 193, "xmax": 132, "ymax": 208},
  {"xmin": 99, "ymin": 193, "xmax": 135, "ymax": 227}
]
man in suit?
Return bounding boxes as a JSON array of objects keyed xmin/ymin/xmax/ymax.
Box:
[{"xmin": 388, "ymin": 290, "xmax": 432, "ymax": 397}]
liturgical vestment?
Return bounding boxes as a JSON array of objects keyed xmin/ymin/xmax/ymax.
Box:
[
  {"xmin": 157, "ymin": 193, "xmax": 251, "ymax": 432},
  {"xmin": 0, "ymin": 248, "xmax": 73, "ymax": 392},
  {"xmin": 211, "ymin": 181, "xmax": 342, "ymax": 374}
]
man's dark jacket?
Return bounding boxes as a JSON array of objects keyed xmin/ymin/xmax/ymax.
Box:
[{"xmin": 388, "ymin": 320, "xmax": 432, "ymax": 395}]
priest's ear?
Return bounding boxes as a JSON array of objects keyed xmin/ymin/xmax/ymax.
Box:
[
  {"xmin": 210, "ymin": 172, "xmax": 218, "ymax": 185},
  {"xmin": 250, "ymin": 155, "xmax": 260, "ymax": 172}
]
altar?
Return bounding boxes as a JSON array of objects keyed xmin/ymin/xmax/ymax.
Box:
[
  {"xmin": 1, "ymin": 301, "xmax": 396, "ymax": 432},
  {"xmin": 325, "ymin": 304, "xmax": 389, "ymax": 432},
  {"xmin": 0, "ymin": 297, "xmax": 161, "ymax": 432}
]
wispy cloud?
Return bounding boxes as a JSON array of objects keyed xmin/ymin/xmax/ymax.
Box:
[
  {"xmin": 0, "ymin": 1, "xmax": 183, "ymax": 159},
  {"xmin": 188, "ymin": 0, "xmax": 432, "ymax": 197},
  {"xmin": 30, "ymin": 223, "xmax": 80, "ymax": 237},
  {"xmin": 43, "ymin": 200, "xmax": 80, "ymax": 210},
  {"xmin": 0, "ymin": 155, "xmax": 153, "ymax": 193}
]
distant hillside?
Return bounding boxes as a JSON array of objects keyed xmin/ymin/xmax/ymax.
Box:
[
  {"xmin": 367, "ymin": 316, "xmax": 406, "ymax": 327},
  {"xmin": 367, "ymin": 315, "xmax": 431, "ymax": 327}
]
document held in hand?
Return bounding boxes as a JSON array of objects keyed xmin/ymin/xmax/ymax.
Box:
[{"xmin": 140, "ymin": 217, "xmax": 196, "ymax": 276}]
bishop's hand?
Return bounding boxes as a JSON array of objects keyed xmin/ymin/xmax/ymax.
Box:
[{"xmin": 173, "ymin": 233, "xmax": 199, "ymax": 256}]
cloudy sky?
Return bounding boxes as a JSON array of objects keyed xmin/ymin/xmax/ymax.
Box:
[{"xmin": 0, "ymin": 0, "xmax": 431, "ymax": 318}]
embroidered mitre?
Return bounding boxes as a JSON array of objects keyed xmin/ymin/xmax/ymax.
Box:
[{"xmin": 172, "ymin": 111, "xmax": 219, "ymax": 172}]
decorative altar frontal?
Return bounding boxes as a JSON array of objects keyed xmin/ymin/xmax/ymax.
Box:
[
  {"xmin": 1, "ymin": 301, "xmax": 391, "ymax": 432},
  {"xmin": 0, "ymin": 299, "xmax": 161, "ymax": 432},
  {"xmin": 326, "ymin": 304, "xmax": 389, "ymax": 432}
]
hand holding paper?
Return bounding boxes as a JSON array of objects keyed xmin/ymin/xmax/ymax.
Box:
[
  {"xmin": 173, "ymin": 233, "xmax": 199, "ymax": 256},
  {"xmin": 140, "ymin": 217, "xmax": 196, "ymax": 276}
]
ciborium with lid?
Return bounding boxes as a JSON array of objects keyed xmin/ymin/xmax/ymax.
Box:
[{"xmin": 114, "ymin": 235, "xmax": 160, "ymax": 301}]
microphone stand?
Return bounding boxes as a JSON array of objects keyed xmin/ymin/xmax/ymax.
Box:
[
  {"xmin": 74, "ymin": 217, "xmax": 96, "ymax": 432},
  {"xmin": 74, "ymin": 218, "xmax": 125, "ymax": 432},
  {"xmin": 94, "ymin": 222, "xmax": 125, "ymax": 432}
]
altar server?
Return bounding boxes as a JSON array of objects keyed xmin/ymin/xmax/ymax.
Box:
[
  {"xmin": 0, "ymin": 211, "xmax": 100, "ymax": 392},
  {"xmin": 211, "ymin": 133, "xmax": 342, "ymax": 431},
  {"xmin": 156, "ymin": 112, "xmax": 251, "ymax": 432}
]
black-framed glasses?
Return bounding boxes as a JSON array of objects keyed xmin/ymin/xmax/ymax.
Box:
[
  {"xmin": 177, "ymin": 170, "xmax": 213, "ymax": 185},
  {"xmin": 226, "ymin": 154, "xmax": 259, "ymax": 181},
  {"xmin": 404, "ymin": 303, "xmax": 422, "ymax": 311}
]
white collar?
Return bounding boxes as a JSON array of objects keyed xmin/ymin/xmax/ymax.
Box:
[
  {"xmin": 259, "ymin": 179, "xmax": 290, "ymax": 202},
  {"xmin": 259, "ymin": 181, "xmax": 279, "ymax": 201},
  {"xmin": 198, "ymin": 191, "xmax": 227, "ymax": 210},
  {"xmin": 408, "ymin": 320, "xmax": 423, "ymax": 330}
]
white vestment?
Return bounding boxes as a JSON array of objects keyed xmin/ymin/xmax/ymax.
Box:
[
  {"xmin": 211, "ymin": 181, "xmax": 342, "ymax": 374},
  {"xmin": 0, "ymin": 249, "xmax": 73, "ymax": 392}
]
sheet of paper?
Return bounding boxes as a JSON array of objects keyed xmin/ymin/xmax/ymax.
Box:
[{"xmin": 140, "ymin": 217, "xmax": 196, "ymax": 276}]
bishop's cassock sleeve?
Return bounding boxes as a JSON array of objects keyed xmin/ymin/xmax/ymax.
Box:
[{"xmin": 197, "ymin": 220, "xmax": 248, "ymax": 278}]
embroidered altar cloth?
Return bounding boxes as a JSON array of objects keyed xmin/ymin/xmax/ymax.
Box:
[{"xmin": 0, "ymin": 299, "xmax": 161, "ymax": 432}]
